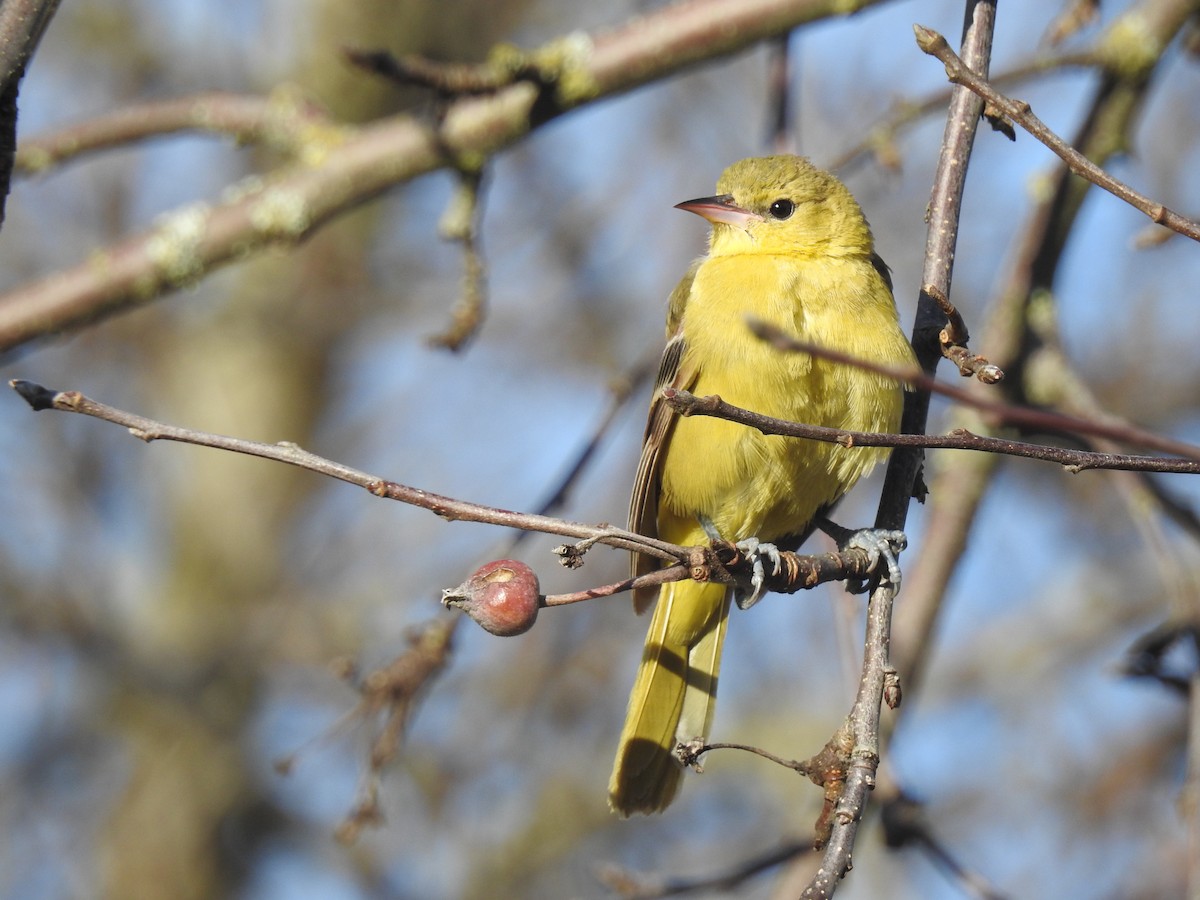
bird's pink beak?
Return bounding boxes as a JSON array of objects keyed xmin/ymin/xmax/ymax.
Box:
[{"xmin": 674, "ymin": 194, "xmax": 761, "ymax": 229}]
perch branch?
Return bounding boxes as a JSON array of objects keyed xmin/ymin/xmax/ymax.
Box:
[{"xmin": 801, "ymin": 4, "xmax": 997, "ymax": 896}]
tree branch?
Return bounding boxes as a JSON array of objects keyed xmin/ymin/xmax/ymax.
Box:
[
  {"xmin": 0, "ymin": 0, "xmax": 895, "ymax": 354},
  {"xmin": 666, "ymin": 387, "xmax": 1200, "ymax": 474},
  {"xmin": 915, "ymin": 23, "xmax": 1200, "ymax": 243},
  {"xmin": 892, "ymin": 0, "xmax": 1196, "ymax": 713},
  {"xmin": 8, "ymin": 378, "xmax": 908, "ymax": 603},
  {"xmin": 746, "ymin": 321, "xmax": 1200, "ymax": 462},
  {"xmin": 802, "ymin": 3, "xmax": 997, "ymax": 896},
  {"xmin": 598, "ymin": 840, "xmax": 812, "ymax": 898},
  {"xmin": 7, "ymin": 378, "xmax": 675, "ymax": 561}
]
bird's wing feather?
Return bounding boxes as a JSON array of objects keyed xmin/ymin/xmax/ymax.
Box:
[
  {"xmin": 629, "ymin": 263, "xmax": 702, "ymax": 613},
  {"xmin": 869, "ymin": 251, "xmax": 893, "ymax": 295}
]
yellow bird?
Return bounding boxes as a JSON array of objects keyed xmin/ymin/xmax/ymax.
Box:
[{"xmin": 609, "ymin": 155, "xmax": 917, "ymax": 816}]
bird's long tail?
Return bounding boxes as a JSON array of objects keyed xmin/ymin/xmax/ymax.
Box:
[{"xmin": 608, "ymin": 577, "xmax": 731, "ymax": 816}]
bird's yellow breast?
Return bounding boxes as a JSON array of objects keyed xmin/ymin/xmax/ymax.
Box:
[{"xmin": 657, "ymin": 251, "xmax": 912, "ymax": 547}]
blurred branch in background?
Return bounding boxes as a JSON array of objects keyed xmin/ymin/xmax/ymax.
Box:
[
  {"xmin": 0, "ymin": 0, "xmax": 895, "ymax": 355},
  {"xmin": 13, "ymin": 89, "xmax": 338, "ymax": 173}
]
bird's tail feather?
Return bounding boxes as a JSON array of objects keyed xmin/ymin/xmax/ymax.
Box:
[{"xmin": 608, "ymin": 578, "xmax": 730, "ymax": 816}]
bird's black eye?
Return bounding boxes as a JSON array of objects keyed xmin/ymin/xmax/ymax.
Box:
[{"xmin": 768, "ymin": 198, "xmax": 795, "ymax": 220}]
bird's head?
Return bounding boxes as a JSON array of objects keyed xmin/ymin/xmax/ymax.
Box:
[{"xmin": 676, "ymin": 155, "xmax": 874, "ymax": 259}]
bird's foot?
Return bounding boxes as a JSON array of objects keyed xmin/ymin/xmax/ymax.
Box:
[
  {"xmin": 840, "ymin": 528, "xmax": 906, "ymax": 595},
  {"xmin": 732, "ymin": 536, "xmax": 783, "ymax": 610}
]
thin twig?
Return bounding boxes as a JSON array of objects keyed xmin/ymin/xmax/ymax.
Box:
[
  {"xmin": 7, "ymin": 378, "xmax": 677, "ymax": 562},
  {"xmin": 1043, "ymin": 0, "xmax": 1100, "ymax": 46},
  {"xmin": 682, "ymin": 740, "xmax": 808, "ymax": 772},
  {"xmin": 922, "ymin": 282, "xmax": 1004, "ymax": 383},
  {"xmin": 542, "ymin": 565, "xmax": 689, "ymax": 606},
  {"xmin": 522, "ymin": 348, "xmax": 659, "ymax": 528},
  {"xmin": 828, "ymin": 50, "xmax": 1096, "ymax": 175},
  {"xmin": 1187, "ymin": 666, "xmax": 1200, "ymax": 899},
  {"xmin": 915, "ymin": 23, "xmax": 1200, "ymax": 242},
  {"xmin": 0, "ymin": 0, "xmax": 60, "ymax": 84},
  {"xmin": 9, "ymin": 378, "xmax": 910, "ymax": 605},
  {"xmin": 332, "ymin": 618, "xmax": 455, "ymax": 844},
  {"xmin": 0, "ymin": 0, "xmax": 62, "ymax": 226},
  {"xmin": 344, "ymin": 48, "xmax": 516, "ymax": 95},
  {"xmin": 429, "ymin": 166, "xmax": 488, "ymax": 350},
  {"xmin": 880, "ymin": 793, "xmax": 1010, "ymax": 900},
  {"xmin": 667, "ymin": 388, "xmax": 1200, "ymax": 474},
  {"xmin": 747, "ymin": 321, "xmax": 1200, "ymax": 462},
  {"xmin": 767, "ymin": 33, "xmax": 795, "ymax": 154}
]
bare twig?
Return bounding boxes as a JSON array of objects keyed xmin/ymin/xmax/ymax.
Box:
[
  {"xmin": 746, "ymin": 321, "xmax": 1200, "ymax": 462},
  {"xmin": 1187, "ymin": 666, "xmax": 1200, "ymax": 899},
  {"xmin": 345, "ymin": 48, "xmax": 516, "ymax": 95},
  {"xmin": 828, "ymin": 50, "xmax": 1096, "ymax": 175},
  {"xmin": 667, "ymin": 388, "xmax": 1200, "ymax": 474},
  {"xmin": 1043, "ymin": 0, "xmax": 1100, "ymax": 46},
  {"xmin": 0, "ymin": 0, "xmax": 62, "ymax": 225},
  {"xmin": 922, "ymin": 282, "xmax": 1004, "ymax": 383},
  {"xmin": 329, "ymin": 618, "xmax": 456, "ymax": 844},
  {"xmin": 520, "ymin": 348, "xmax": 659, "ymax": 531},
  {"xmin": 681, "ymin": 740, "xmax": 808, "ymax": 772},
  {"xmin": 10, "ymin": 378, "xmax": 915, "ymax": 605},
  {"xmin": 915, "ymin": 23, "xmax": 1200, "ymax": 243},
  {"xmin": 8, "ymin": 378, "xmax": 677, "ymax": 562},
  {"xmin": 767, "ymin": 33, "xmax": 795, "ymax": 153},
  {"xmin": 271, "ymin": 617, "xmax": 457, "ymax": 843},
  {"xmin": 541, "ymin": 565, "xmax": 689, "ymax": 606},
  {"xmin": 880, "ymin": 793, "xmax": 1010, "ymax": 900},
  {"xmin": 0, "ymin": 0, "xmax": 60, "ymax": 84}
]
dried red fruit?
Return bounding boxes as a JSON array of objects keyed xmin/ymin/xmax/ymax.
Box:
[{"xmin": 441, "ymin": 559, "xmax": 540, "ymax": 636}]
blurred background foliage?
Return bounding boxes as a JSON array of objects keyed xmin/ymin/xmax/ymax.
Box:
[{"xmin": 1, "ymin": 0, "xmax": 1199, "ymax": 897}]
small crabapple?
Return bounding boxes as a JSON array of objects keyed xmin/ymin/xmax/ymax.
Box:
[{"xmin": 441, "ymin": 559, "xmax": 540, "ymax": 636}]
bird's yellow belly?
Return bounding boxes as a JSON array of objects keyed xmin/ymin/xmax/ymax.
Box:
[
  {"xmin": 657, "ymin": 254, "xmax": 904, "ymax": 546},
  {"xmin": 659, "ymin": 364, "xmax": 888, "ymax": 545}
]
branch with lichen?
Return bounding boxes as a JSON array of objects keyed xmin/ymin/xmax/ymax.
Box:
[{"xmin": 0, "ymin": 0, "xmax": 893, "ymax": 354}]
